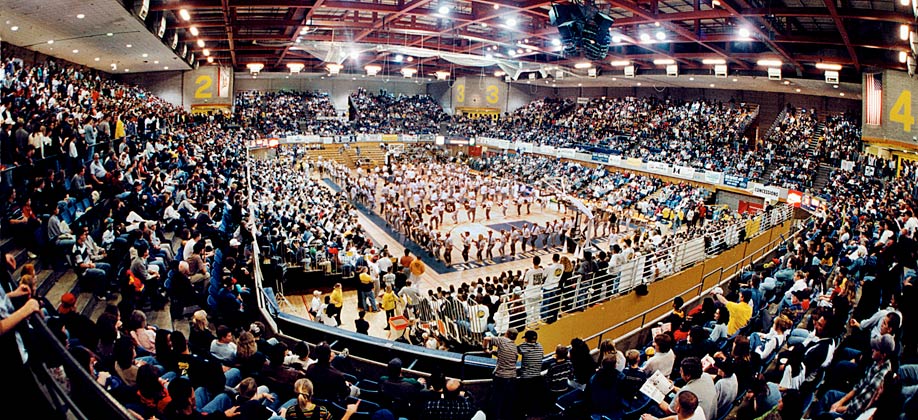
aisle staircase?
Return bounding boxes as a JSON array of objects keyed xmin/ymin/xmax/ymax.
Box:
[{"xmin": 811, "ymin": 163, "xmax": 834, "ymax": 191}]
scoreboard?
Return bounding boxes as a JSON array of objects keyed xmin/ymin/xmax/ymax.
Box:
[{"xmin": 862, "ymin": 69, "xmax": 918, "ymax": 146}]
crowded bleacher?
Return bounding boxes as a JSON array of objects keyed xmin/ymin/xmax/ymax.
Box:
[{"xmin": 3, "ymin": 44, "xmax": 918, "ymax": 420}]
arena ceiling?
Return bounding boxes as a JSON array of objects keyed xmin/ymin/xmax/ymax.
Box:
[
  {"xmin": 0, "ymin": 0, "xmax": 913, "ymax": 86},
  {"xmin": 144, "ymin": 0, "xmax": 915, "ymax": 83}
]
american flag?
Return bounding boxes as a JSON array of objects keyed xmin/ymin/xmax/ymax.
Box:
[{"xmin": 865, "ymin": 73, "xmax": 882, "ymax": 125}]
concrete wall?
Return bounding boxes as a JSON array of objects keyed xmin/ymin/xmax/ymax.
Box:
[
  {"xmin": 114, "ymin": 71, "xmax": 184, "ymax": 108},
  {"xmin": 233, "ymin": 75, "xmax": 431, "ymax": 111},
  {"xmin": 716, "ymin": 189, "xmax": 764, "ymax": 209}
]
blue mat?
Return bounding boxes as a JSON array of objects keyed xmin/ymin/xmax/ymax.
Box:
[
  {"xmin": 322, "ymin": 178, "xmax": 576, "ymax": 274},
  {"xmin": 485, "ymin": 220, "xmax": 529, "ymax": 232},
  {"xmin": 324, "ymin": 178, "xmax": 457, "ymax": 274}
]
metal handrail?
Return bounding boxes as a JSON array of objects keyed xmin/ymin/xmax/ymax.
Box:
[{"xmin": 570, "ymin": 217, "xmax": 805, "ymax": 354}]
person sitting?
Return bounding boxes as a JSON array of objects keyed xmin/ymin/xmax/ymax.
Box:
[
  {"xmin": 641, "ymin": 390, "xmax": 704, "ymax": 420},
  {"xmin": 586, "ymin": 355, "xmax": 625, "ymax": 418},
  {"xmin": 421, "ymin": 378, "xmax": 478, "ymax": 420},
  {"xmin": 209, "ymin": 325, "xmax": 237, "ymax": 365},
  {"xmin": 380, "ymin": 357, "xmax": 426, "ymax": 417},
  {"xmin": 72, "ymin": 229, "xmax": 113, "ymax": 301},
  {"xmin": 304, "ymin": 342, "xmax": 351, "ymax": 404}
]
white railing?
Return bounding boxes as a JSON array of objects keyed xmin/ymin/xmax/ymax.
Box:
[{"xmin": 398, "ymin": 204, "xmax": 795, "ymax": 348}]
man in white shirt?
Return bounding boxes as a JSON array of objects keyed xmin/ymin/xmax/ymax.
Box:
[
  {"xmin": 522, "ymin": 256, "xmax": 545, "ymax": 327},
  {"xmin": 542, "ymin": 253, "xmax": 563, "ymax": 323}
]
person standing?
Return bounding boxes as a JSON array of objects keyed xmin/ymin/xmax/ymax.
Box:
[
  {"xmin": 484, "ymin": 328, "xmax": 519, "ymax": 420},
  {"xmin": 517, "ymin": 330, "xmax": 547, "ymax": 418},
  {"xmin": 522, "ymin": 256, "xmax": 545, "ymax": 327}
]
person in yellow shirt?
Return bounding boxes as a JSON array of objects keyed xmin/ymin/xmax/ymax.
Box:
[
  {"xmin": 330, "ymin": 283, "xmax": 344, "ymax": 326},
  {"xmin": 357, "ymin": 266, "xmax": 378, "ymax": 312},
  {"xmin": 381, "ymin": 285, "xmax": 398, "ymax": 331},
  {"xmin": 714, "ymin": 289, "xmax": 753, "ymax": 335},
  {"xmin": 114, "ymin": 115, "xmax": 126, "ymax": 140}
]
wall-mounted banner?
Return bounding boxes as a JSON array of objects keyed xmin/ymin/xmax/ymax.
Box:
[
  {"xmin": 704, "ymin": 171, "xmax": 724, "ymax": 185},
  {"xmin": 672, "ymin": 165, "xmax": 696, "ymax": 179},
  {"xmin": 749, "ymin": 182, "xmax": 782, "ymax": 201},
  {"xmin": 647, "ymin": 161, "xmax": 671, "ymax": 174},
  {"xmin": 723, "ymin": 174, "xmax": 749, "ymax": 188},
  {"xmin": 591, "ymin": 153, "xmax": 609, "ymax": 163}
]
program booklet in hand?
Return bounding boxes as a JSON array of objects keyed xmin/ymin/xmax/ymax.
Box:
[
  {"xmin": 651, "ymin": 322, "xmax": 672, "ymax": 338},
  {"xmin": 640, "ymin": 370, "xmax": 675, "ymax": 403}
]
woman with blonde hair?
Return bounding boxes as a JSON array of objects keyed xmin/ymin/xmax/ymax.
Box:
[
  {"xmin": 189, "ymin": 310, "xmax": 216, "ymax": 357},
  {"xmin": 235, "ymin": 331, "xmax": 267, "ymax": 376},
  {"xmin": 280, "ymin": 378, "xmax": 359, "ymax": 419}
]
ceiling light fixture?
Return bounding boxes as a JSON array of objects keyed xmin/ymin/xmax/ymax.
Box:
[
  {"xmin": 125, "ymin": 43, "xmax": 132, "ymax": 48},
  {"xmin": 47, "ymin": 40, "xmax": 54, "ymax": 44},
  {"xmin": 326, "ymin": 63, "xmax": 343, "ymax": 75},
  {"xmin": 609, "ymin": 60, "xmax": 630, "ymax": 66},
  {"xmin": 153, "ymin": 60, "xmax": 159, "ymax": 64},
  {"xmin": 197, "ymin": 39, "xmax": 205, "ymax": 48},
  {"xmin": 76, "ymin": 14, "xmax": 85, "ymax": 19},
  {"xmin": 206, "ymin": 57, "xmax": 213, "ymax": 63},
  {"xmin": 179, "ymin": 9, "xmax": 191, "ymax": 21},
  {"xmin": 702, "ymin": 58, "xmax": 726, "ymax": 65},
  {"xmin": 552, "ymin": 39, "xmax": 561, "ymax": 46},
  {"xmin": 611, "ymin": 34, "xmax": 622, "ymax": 43},
  {"xmin": 94, "ymin": 57, "xmax": 100, "ymax": 61},
  {"xmin": 640, "ymin": 33, "xmax": 651, "ymax": 42},
  {"xmin": 435, "ymin": 71, "xmax": 450, "ymax": 80},
  {"xmin": 142, "ymin": 53, "xmax": 148, "ymax": 58},
  {"xmin": 246, "ymin": 63, "xmax": 265, "ymax": 73},
  {"xmin": 189, "ymin": 26, "xmax": 199, "ymax": 36},
  {"xmin": 165, "ymin": 65, "xmax": 171, "ymax": 69},
  {"xmin": 202, "ymin": 49, "xmax": 210, "ymax": 56},
  {"xmin": 364, "ymin": 64, "xmax": 381, "ymax": 76},
  {"xmin": 756, "ymin": 59, "xmax": 782, "ymax": 67},
  {"xmin": 401, "ymin": 67, "xmax": 417, "ymax": 78},
  {"xmin": 10, "ymin": 26, "xmax": 18, "ymax": 31},
  {"xmin": 406, "ymin": 56, "xmax": 414, "ymax": 62},
  {"xmin": 494, "ymin": 70, "xmax": 506, "ymax": 77},
  {"xmin": 655, "ymin": 31, "xmax": 666, "ymax": 40},
  {"xmin": 493, "ymin": 3, "xmax": 499, "ymax": 9},
  {"xmin": 287, "ymin": 62, "xmax": 305, "ymax": 73},
  {"xmin": 574, "ymin": 61, "xmax": 592, "ymax": 69},
  {"xmin": 901, "ymin": 50, "xmax": 909, "ymax": 63},
  {"xmin": 814, "ymin": 63, "xmax": 842, "ymax": 70},
  {"xmin": 902, "ymin": 24, "xmax": 910, "ymax": 41},
  {"xmin": 72, "ymin": 49, "xmax": 79, "ymax": 53},
  {"xmin": 506, "ymin": 18, "xmax": 518, "ymax": 27},
  {"xmin": 653, "ymin": 58, "xmax": 675, "ymax": 65},
  {"xmin": 106, "ymin": 32, "xmax": 113, "ymax": 36},
  {"xmin": 738, "ymin": 27, "xmax": 751, "ymax": 38},
  {"xmin": 438, "ymin": 5, "xmax": 449, "ymax": 14}
]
